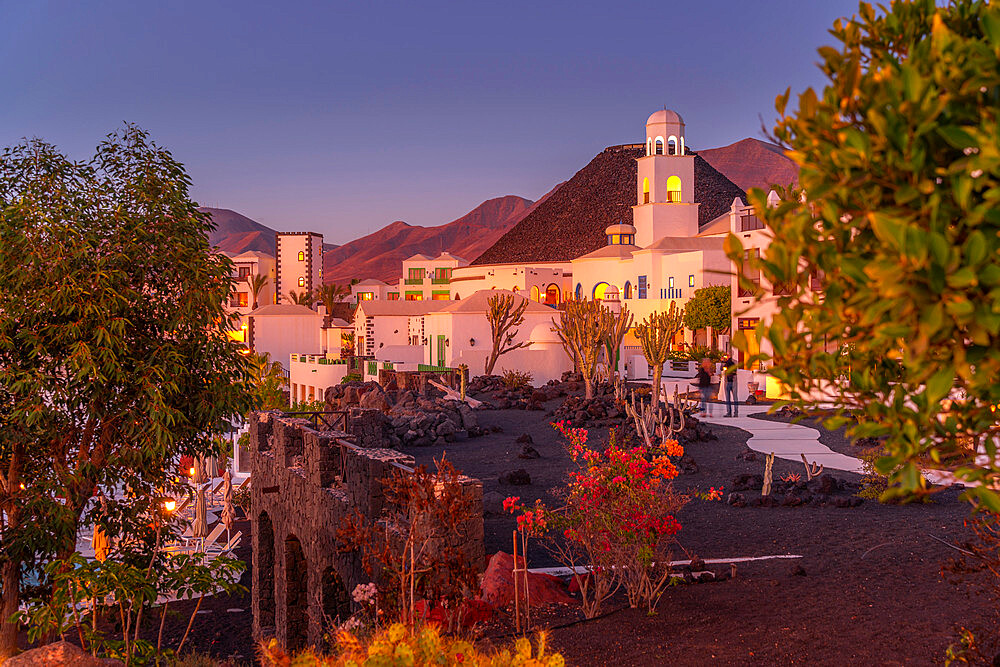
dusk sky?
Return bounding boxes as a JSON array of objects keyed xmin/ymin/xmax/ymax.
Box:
[{"xmin": 2, "ymin": 1, "xmax": 858, "ymax": 244}]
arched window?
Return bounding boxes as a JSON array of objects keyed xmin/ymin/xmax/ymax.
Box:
[
  {"xmin": 530, "ymin": 285, "xmax": 540, "ymax": 302},
  {"xmin": 575, "ymin": 283, "xmax": 582, "ymax": 300},
  {"xmin": 297, "ymin": 251, "xmax": 305, "ymax": 261},
  {"xmin": 593, "ymin": 282, "xmax": 610, "ymax": 300},
  {"xmin": 642, "ymin": 177, "xmax": 650, "ymax": 204},
  {"xmin": 298, "ymin": 276, "xmax": 305, "ymax": 287},
  {"xmin": 623, "ymin": 281, "xmax": 632, "ymax": 299},
  {"xmin": 667, "ymin": 176, "xmax": 682, "ymax": 203},
  {"xmin": 654, "ymin": 138, "xmax": 664, "ymax": 155},
  {"xmin": 545, "ymin": 284, "xmax": 560, "ymax": 305},
  {"xmin": 667, "ymin": 136, "xmax": 678, "ymax": 155},
  {"xmin": 646, "ymin": 138, "xmax": 652, "ymax": 156}
]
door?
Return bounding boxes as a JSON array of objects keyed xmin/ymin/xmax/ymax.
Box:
[{"xmin": 436, "ymin": 335, "xmax": 446, "ymax": 368}]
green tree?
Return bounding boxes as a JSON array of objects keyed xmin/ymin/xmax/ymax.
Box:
[
  {"xmin": 249, "ymin": 352, "xmax": 288, "ymax": 410},
  {"xmin": 0, "ymin": 127, "xmax": 255, "ymax": 658},
  {"xmin": 316, "ymin": 282, "xmax": 349, "ymax": 313},
  {"xmin": 726, "ymin": 0, "xmax": 1000, "ymax": 503},
  {"xmin": 246, "ymin": 273, "xmax": 269, "ymax": 309},
  {"xmin": 683, "ymin": 285, "xmax": 731, "ymax": 350},
  {"xmin": 288, "ymin": 289, "xmax": 313, "ymax": 307}
]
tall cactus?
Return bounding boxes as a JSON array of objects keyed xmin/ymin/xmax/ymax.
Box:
[
  {"xmin": 484, "ymin": 293, "xmax": 529, "ymax": 375},
  {"xmin": 552, "ymin": 299, "xmax": 614, "ymax": 400},
  {"xmin": 634, "ymin": 302, "xmax": 685, "ymax": 408},
  {"xmin": 602, "ymin": 305, "xmax": 633, "ymax": 379}
]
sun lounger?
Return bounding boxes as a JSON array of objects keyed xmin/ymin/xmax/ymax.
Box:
[
  {"xmin": 207, "ymin": 531, "xmax": 242, "ymax": 560},
  {"xmin": 182, "ymin": 522, "xmax": 226, "ymax": 552}
]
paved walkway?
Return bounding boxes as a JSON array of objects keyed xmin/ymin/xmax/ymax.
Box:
[{"xmin": 701, "ymin": 411, "xmax": 865, "ymax": 475}]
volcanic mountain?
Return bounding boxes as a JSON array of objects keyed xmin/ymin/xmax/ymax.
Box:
[
  {"xmin": 472, "ymin": 145, "xmax": 745, "ymax": 266},
  {"xmin": 322, "ymin": 194, "xmax": 546, "ymax": 284},
  {"xmin": 697, "ymin": 137, "xmax": 799, "ymax": 193},
  {"xmin": 201, "ymin": 207, "xmax": 280, "ymax": 255}
]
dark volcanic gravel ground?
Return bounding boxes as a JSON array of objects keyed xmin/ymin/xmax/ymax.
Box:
[{"xmin": 90, "ymin": 397, "xmax": 993, "ymax": 665}]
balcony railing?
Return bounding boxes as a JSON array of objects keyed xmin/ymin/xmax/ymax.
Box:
[
  {"xmin": 431, "ymin": 277, "xmax": 450, "ymax": 284},
  {"xmin": 404, "ymin": 278, "xmax": 424, "ymax": 285}
]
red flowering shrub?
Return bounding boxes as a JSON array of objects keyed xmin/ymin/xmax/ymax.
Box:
[{"xmin": 507, "ymin": 422, "xmax": 716, "ymax": 616}]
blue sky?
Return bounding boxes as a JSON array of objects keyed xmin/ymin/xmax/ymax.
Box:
[{"xmin": 1, "ymin": 1, "xmax": 858, "ymax": 244}]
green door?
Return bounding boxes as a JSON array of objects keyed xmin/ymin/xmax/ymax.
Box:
[{"xmin": 437, "ymin": 335, "xmax": 446, "ymax": 368}]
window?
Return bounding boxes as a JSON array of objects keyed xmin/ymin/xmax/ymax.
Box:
[
  {"xmin": 638, "ymin": 275, "xmax": 647, "ymax": 299},
  {"xmin": 810, "ymin": 269, "xmax": 825, "ymax": 292},
  {"xmin": 298, "ymin": 277, "xmax": 305, "ymax": 287},
  {"xmin": 738, "ymin": 249, "xmax": 761, "ymax": 297},
  {"xmin": 358, "ymin": 291, "xmax": 374, "ymax": 301},
  {"xmin": 668, "ymin": 277, "xmax": 674, "ymax": 288},
  {"xmin": 688, "ymin": 274, "xmax": 695, "ymax": 287},
  {"xmin": 230, "ymin": 292, "xmax": 249, "ymax": 308},
  {"xmin": 405, "ymin": 268, "xmax": 425, "ymax": 284},
  {"xmin": 667, "ymin": 138, "xmax": 677, "ymax": 155},
  {"xmin": 655, "ymin": 139, "xmax": 663, "ymax": 155},
  {"xmin": 623, "ymin": 281, "xmax": 632, "ymax": 299},
  {"xmin": 575, "ymin": 283, "xmax": 582, "ymax": 300},
  {"xmin": 238, "ymin": 266, "xmax": 251, "ymax": 279},
  {"xmin": 297, "ymin": 251, "xmax": 305, "ymax": 261},
  {"xmin": 642, "ymin": 177, "xmax": 650, "ymax": 204},
  {"xmin": 431, "ymin": 291, "xmax": 450, "ymax": 300},
  {"xmin": 387, "ymin": 292, "xmax": 399, "ymax": 301},
  {"xmin": 740, "ymin": 213, "xmax": 765, "ymax": 232},
  {"xmin": 666, "ymin": 176, "xmax": 681, "ymax": 203},
  {"xmin": 405, "ymin": 292, "xmax": 423, "ymax": 301}
]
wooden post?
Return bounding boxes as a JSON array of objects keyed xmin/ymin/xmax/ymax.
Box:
[{"xmin": 512, "ymin": 531, "xmax": 520, "ymax": 632}]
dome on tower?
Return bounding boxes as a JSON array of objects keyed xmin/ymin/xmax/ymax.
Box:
[{"xmin": 647, "ymin": 109, "xmax": 684, "ymax": 125}]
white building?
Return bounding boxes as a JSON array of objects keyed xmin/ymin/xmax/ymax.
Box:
[
  {"xmin": 351, "ymin": 278, "xmax": 395, "ymax": 303},
  {"xmin": 398, "ymin": 252, "xmax": 468, "ymax": 301},
  {"xmin": 276, "ymin": 232, "xmax": 323, "ymax": 304}
]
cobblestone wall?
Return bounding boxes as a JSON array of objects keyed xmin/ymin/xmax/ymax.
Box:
[{"xmin": 249, "ymin": 411, "xmax": 484, "ymax": 650}]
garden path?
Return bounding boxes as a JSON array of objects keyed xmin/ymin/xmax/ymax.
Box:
[{"xmin": 700, "ymin": 411, "xmax": 866, "ymax": 474}]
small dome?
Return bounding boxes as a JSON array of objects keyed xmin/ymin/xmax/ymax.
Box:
[
  {"xmin": 603, "ymin": 285, "xmax": 620, "ymax": 299},
  {"xmin": 647, "ymin": 109, "xmax": 684, "ymax": 125},
  {"xmin": 528, "ymin": 322, "xmax": 560, "ymax": 345},
  {"xmin": 605, "ymin": 223, "xmax": 636, "ymax": 236}
]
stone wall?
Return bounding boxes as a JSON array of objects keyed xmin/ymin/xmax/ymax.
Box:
[{"xmin": 249, "ymin": 411, "xmax": 484, "ymax": 650}]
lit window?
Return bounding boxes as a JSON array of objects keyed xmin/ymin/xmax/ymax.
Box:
[
  {"xmin": 689, "ymin": 275, "xmax": 695, "ymax": 287},
  {"xmin": 668, "ymin": 277, "xmax": 674, "ymax": 288},
  {"xmin": 298, "ymin": 277, "xmax": 305, "ymax": 287},
  {"xmin": 359, "ymin": 292, "xmax": 374, "ymax": 301},
  {"xmin": 667, "ymin": 176, "xmax": 682, "ymax": 202},
  {"xmin": 297, "ymin": 251, "xmax": 305, "ymax": 261},
  {"xmin": 642, "ymin": 177, "xmax": 650, "ymax": 204}
]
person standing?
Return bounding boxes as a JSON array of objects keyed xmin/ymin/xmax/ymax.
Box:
[
  {"xmin": 722, "ymin": 353, "xmax": 738, "ymax": 418},
  {"xmin": 695, "ymin": 358, "xmax": 714, "ymax": 417}
]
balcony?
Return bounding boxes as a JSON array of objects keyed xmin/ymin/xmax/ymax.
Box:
[
  {"xmin": 404, "ymin": 278, "xmax": 424, "ymax": 285},
  {"xmin": 431, "ymin": 277, "xmax": 450, "ymax": 285}
]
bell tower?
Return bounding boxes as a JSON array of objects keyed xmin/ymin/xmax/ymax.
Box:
[{"xmin": 633, "ymin": 109, "xmax": 699, "ymax": 246}]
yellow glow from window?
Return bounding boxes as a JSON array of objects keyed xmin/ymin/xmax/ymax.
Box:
[
  {"xmin": 594, "ymin": 282, "xmax": 610, "ymax": 300},
  {"xmin": 667, "ymin": 176, "xmax": 682, "ymax": 202},
  {"xmin": 297, "ymin": 251, "xmax": 305, "ymax": 261},
  {"xmin": 164, "ymin": 499, "xmax": 176, "ymax": 512},
  {"xmin": 298, "ymin": 277, "xmax": 305, "ymax": 287}
]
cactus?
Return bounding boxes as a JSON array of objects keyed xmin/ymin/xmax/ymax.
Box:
[
  {"xmin": 625, "ymin": 386, "xmax": 688, "ymax": 452},
  {"xmin": 552, "ymin": 299, "xmax": 615, "ymax": 399},
  {"xmin": 634, "ymin": 302, "xmax": 685, "ymax": 408},
  {"xmin": 458, "ymin": 363, "xmax": 468, "ymax": 402},
  {"xmin": 800, "ymin": 453, "xmax": 824, "ymax": 481},
  {"xmin": 762, "ymin": 452, "xmax": 775, "ymax": 496},
  {"xmin": 613, "ymin": 375, "xmax": 627, "ymax": 404}
]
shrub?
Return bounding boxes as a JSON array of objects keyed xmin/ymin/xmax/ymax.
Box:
[
  {"xmin": 501, "ymin": 369, "xmax": 533, "ymax": 389},
  {"xmin": 257, "ymin": 623, "xmax": 564, "ymax": 666},
  {"xmin": 341, "ymin": 373, "xmax": 362, "ymax": 384},
  {"xmin": 856, "ymin": 444, "xmax": 890, "ymax": 501},
  {"xmin": 507, "ymin": 423, "xmax": 719, "ymax": 616}
]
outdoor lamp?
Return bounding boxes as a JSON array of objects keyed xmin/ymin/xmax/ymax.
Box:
[
  {"xmin": 445, "ymin": 338, "xmax": 450, "ymax": 347},
  {"xmin": 164, "ymin": 499, "xmax": 176, "ymax": 512},
  {"xmin": 469, "ymin": 338, "xmax": 476, "ymax": 346},
  {"xmin": 189, "ymin": 466, "xmax": 196, "ymax": 476}
]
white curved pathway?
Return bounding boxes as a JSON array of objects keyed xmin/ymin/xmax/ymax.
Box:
[{"xmin": 701, "ymin": 412, "xmax": 865, "ymax": 475}]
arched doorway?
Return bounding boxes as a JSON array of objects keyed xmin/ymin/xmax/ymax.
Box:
[
  {"xmin": 593, "ymin": 282, "xmax": 611, "ymax": 301},
  {"xmin": 575, "ymin": 283, "xmax": 582, "ymax": 300},
  {"xmin": 544, "ymin": 284, "xmax": 560, "ymax": 305},
  {"xmin": 530, "ymin": 286, "xmax": 540, "ymax": 302},
  {"xmin": 321, "ymin": 566, "xmax": 351, "ymax": 643},
  {"xmin": 284, "ymin": 534, "xmax": 308, "ymax": 651},
  {"xmin": 623, "ymin": 281, "xmax": 632, "ymax": 300},
  {"xmin": 257, "ymin": 512, "xmax": 275, "ymax": 634}
]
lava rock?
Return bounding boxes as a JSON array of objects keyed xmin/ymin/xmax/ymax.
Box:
[
  {"xmin": 517, "ymin": 444, "xmax": 541, "ymax": 459},
  {"xmin": 500, "ymin": 469, "xmax": 531, "ymax": 486},
  {"xmin": 516, "ymin": 433, "xmax": 534, "ymax": 444}
]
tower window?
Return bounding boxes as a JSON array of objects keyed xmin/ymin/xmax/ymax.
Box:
[
  {"xmin": 668, "ymin": 137, "xmax": 677, "ymax": 155},
  {"xmin": 642, "ymin": 177, "xmax": 650, "ymax": 204},
  {"xmin": 298, "ymin": 277, "xmax": 305, "ymax": 287},
  {"xmin": 667, "ymin": 176, "xmax": 682, "ymax": 203},
  {"xmin": 297, "ymin": 251, "xmax": 305, "ymax": 261},
  {"xmin": 689, "ymin": 274, "xmax": 695, "ymax": 287},
  {"xmin": 655, "ymin": 139, "xmax": 663, "ymax": 155}
]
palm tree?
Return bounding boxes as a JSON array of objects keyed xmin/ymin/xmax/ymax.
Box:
[
  {"xmin": 316, "ymin": 283, "xmax": 350, "ymax": 313},
  {"xmin": 245, "ymin": 274, "xmax": 269, "ymax": 309},
  {"xmin": 288, "ymin": 289, "xmax": 313, "ymax": 307}
]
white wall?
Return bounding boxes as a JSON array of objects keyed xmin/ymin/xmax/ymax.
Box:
[
  {"xmin": 251, "ymin": 313, "xmax": 322, "ymax": 370},
  {"xmin": 289, "ymin": 354, "xmax": 349, "ymax": 404}
]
